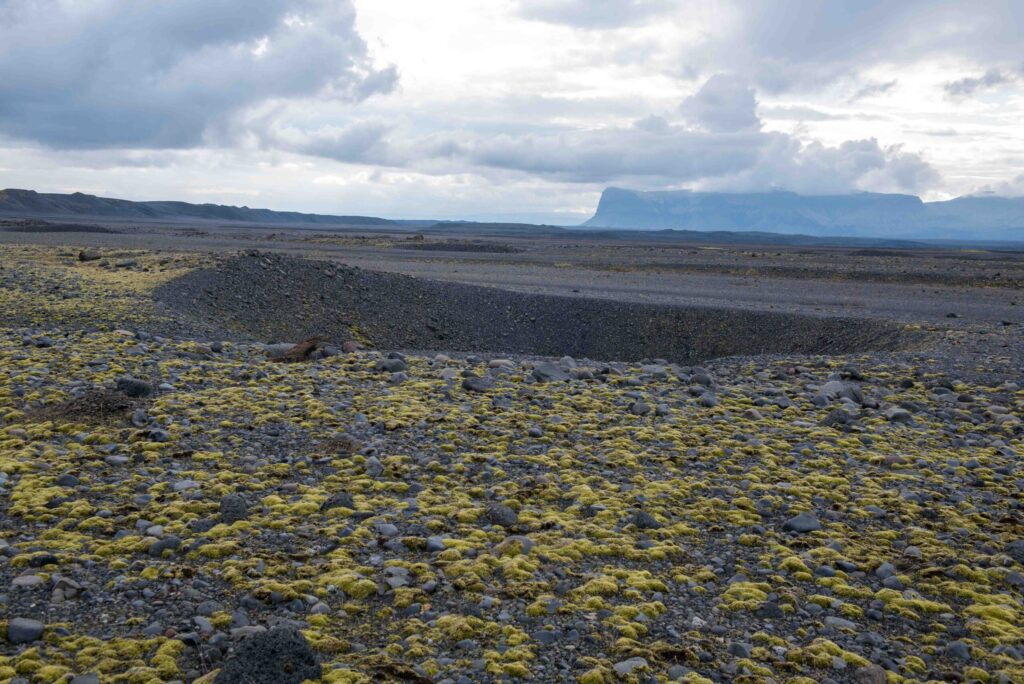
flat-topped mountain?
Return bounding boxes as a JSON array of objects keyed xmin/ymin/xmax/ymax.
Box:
[
  {"xmin": 0, "ymin": 188, "xmax": 395, "ymax": 226},
  {"xmin": 585, "ymin": 187, "xmax": 1024, "ymax": 241}
]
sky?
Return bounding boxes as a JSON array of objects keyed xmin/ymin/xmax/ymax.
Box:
[{"xmin": 0, "ymin": 0, "xmax": 1022, "ymax": 223}]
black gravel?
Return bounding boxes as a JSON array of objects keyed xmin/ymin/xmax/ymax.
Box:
[{"xmin": 155, "ymin": 251, "xmax": 912, "ymax": 364}]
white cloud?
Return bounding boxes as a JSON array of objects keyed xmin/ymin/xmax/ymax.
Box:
[
  {"xmin": 0, "ymin": 0, "xmax": 1021, "ymax": 220},
  {"xmin": 679, "ymin": 74, "xmax": 761, "ymax": 132},
  {"xmin": 515, "ymin": 0, "xmax": 677, "ymax": 28}
]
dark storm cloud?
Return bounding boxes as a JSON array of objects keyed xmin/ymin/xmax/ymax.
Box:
[{"xmin": 0, "ymin": 0, "xmax": 396, "ymax": 148}]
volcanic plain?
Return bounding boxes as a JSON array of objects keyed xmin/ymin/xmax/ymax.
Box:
[{"xmin": 0, "ymin": 221, "xmax": 1022, "ymax": 684}]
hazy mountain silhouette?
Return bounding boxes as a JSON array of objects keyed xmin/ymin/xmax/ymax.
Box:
[{"xmin": 585, "ymin": 187, "xmax": 1024, "ymax": 241}]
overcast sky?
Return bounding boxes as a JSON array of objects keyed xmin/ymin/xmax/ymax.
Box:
[{"xmin": 1, "ymin": 0, "xmax": 1021, "ymax": 222}]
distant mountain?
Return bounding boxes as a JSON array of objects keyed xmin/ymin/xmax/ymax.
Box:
[
  {"xmin": 0, "ymin": 188, "xmax": 395, "ymax": 226},
  {"xmin": 585, "ymin": 188, "xmax": 1024, "ymax": 241}
]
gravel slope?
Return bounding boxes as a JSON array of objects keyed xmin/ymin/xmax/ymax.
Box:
[{"xmin": 155, "ymin": 251, "xmax": 911, "ymax": 364}]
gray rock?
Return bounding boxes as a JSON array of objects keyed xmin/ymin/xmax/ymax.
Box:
[
  {"xmin": 667, "ymin": 665, "xmax": 689, "ymax": 680},
  {"xmin": 874, "ymin": 562, "xmax": 896, "ymax": 579},
  {"xmin": 628, "ymin": 510, "xmax": 662, "ymax": 530},
  {"xmin": 365, "ymin": 456, "xmax": 384, "ymax": 478},
  {"xmin": 783, "ymin": 511, "xmax": 821, "ymax": 533},
  {"xmin": 824, "ymin": 616, "xmax": 857, "ymax": 630},
  {"xmin": 853, "ymin": 665, "xmax": 888, "ymax": 684},
  {"xmin": 148, "ymin": 536, "xmax": 181, "ymax": 557},
  {"xmin": 375, "ymin": 358, "xmax": 407, "ymax": 373},
  {"xmin": 70, "ymin": 675, "xmax": 100, "ymax": 684},
  {"xmin": 945, "ymin": 640, "xmax": 971, "ymax": 661},
  {"xmin": 629, "ymin": 400, "xmax": 650, "ymax": 415},
  {"xmin": 462, "ymin": 376, "xmax": 493, "ymax": 393},
  {"xmin": 1004, "ymin": 540, "xmax": 1024, "ymax": 563},
  {"xmin": 320, "ymin": 491, "xmax": 355, "ymax": 512},
  {"xmin": 819, "ymin": 380, "xmax": 863, "ymax": 405},
  {"xmin": 219, "ymin": 493, "xmax": 248, "ymax": 524},
  {"xmin": 697, "ymin": 393, "xmax": 719, "ymax": 408},
  {"xmin": 56, "ymin": 473, "xmax": 80, "ymax": 487},
  {"xmin": 532, "ymin": 362, "xmax": 569, "ymax": 382},
  {"xmin": 613, "ymin": 657, "xmax": 648, "ymax": 677},
  {"xmin": 215, "ymin": 626, "xmax": 321, "ymax": 684},
  {"xmin": 376, "ymin": 523, "xmax": 399, "ymax": 538},
  {"xmin": 264, "ymin": 343, "xmax": 294, "ymax": 359},
  {"xmin": 7, "ymin": 617, "xmax": 44, "ymax": 644},
  {"xmin": 821, "ymin": 408, "xmax": 853, "ymax": 427},
  {"xmin": 884, "ymin": 406, "xmax": 912, "ymax": 422},
  {"xmin": 116, "ymin": 377, "xmax": 153, "ymax": 398},
  {"xmin": 484, "ymin": 503, "xmax": 518, "ymax": 528}
]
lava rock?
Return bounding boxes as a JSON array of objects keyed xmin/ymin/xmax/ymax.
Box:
[
  {"xmin": 215, "ymin": 626, "xmax": 321, "ymax": 684},
  {"xmin": 219, "ymin": 493, "xmax": 248, "ymax": 524},
  {"xmin": 320, "ymin": 491, "xmax": 356, "ymax": 512},
  {"xmin": 484, "ymin": 503, "xmax": 519, "ymax": 528},
  {"xmin": 115, "ymin": 377, "xmax": 154, "ymax": 398},
  {"xmin": 628, "ymin": 510, "xmax": 662, "ymax": 530}
]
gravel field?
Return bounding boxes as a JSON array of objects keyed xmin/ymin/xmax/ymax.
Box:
[{"xmin": 0, "ymin": 236, "xmax": 1022, "ymax": 684}]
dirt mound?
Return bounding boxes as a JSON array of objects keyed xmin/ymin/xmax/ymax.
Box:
[
  {"xmin": 156, "ymin": 251, "xmax": 911, "ymax": 363},
  {"xmin": 26, "ymin": 388, "xmax": 141, "ymax": 425}
]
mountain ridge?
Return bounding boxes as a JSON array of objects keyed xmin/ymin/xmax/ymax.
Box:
[
  {"xmin": 0, "ymin": 188, "xmax": 396, "ymax": 226},
  {"xmin": 584, "ymin": 187, "xmax": 1024, "ymax": 240}
]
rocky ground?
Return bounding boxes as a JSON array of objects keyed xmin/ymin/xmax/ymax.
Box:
[
  {"xmin": 0, "ymin": 243, "xmax": 1022, "ymax": 684},
  {"xmin": 154, "ymin": 251, "xmax": 909, "ymax": 364}
]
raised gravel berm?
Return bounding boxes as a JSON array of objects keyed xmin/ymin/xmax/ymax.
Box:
[{"xmin": 156, "ymin": 250, "xmax": 911, "ymax": 363}]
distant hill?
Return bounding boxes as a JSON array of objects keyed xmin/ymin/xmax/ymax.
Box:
[
  {"xmin": 585, "ymin": 188, "xmax": 1024, "ymax": 241},
  {"xmin": 0, "ymin": 188, "xmax": 395, "ymax": 226}
]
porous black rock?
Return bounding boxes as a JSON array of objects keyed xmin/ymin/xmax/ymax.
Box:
[{"xmin": 215, "ymin": 626, "xmax": 321, "ymax": 684}]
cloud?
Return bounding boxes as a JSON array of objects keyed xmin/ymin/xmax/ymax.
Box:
[
  {"xmin": 695, "ymin": 136, "xmax": 938, "ymax": 195},
  {"xmin": 851, "ymin": 79, "xmax": 897, "ymax": 101},
  {"xmin": 980, "ymin": 173, "xmax": 1024, "ymax": 197},
  {"xmin": 460, "ymin": 124, "xmax": 764, "ymax": 183},
  {"xmin": 944, "ymin": 68, "xmax": 1017, "ymax": 96},
  {"xmin": 515, "ymin": 0, "xmax": 676, "ymax": 28},
  {"xmin": 0, "ymin": 0, "xmax": 396, "ymax": 148},
  {"xmin": 679, "ymin": 74, "xmax": 761, "ymax": 132},
  {"xmin": 272, "ymin": 74, "xmax": 937, "ymax": 196},
  {"xmin": 759, "ymin": 105, "xmax": 844, "ymax": 122},
  {"xmin": 680, "ymin": 1, "xmax": 1024, "ymax": 94}
]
